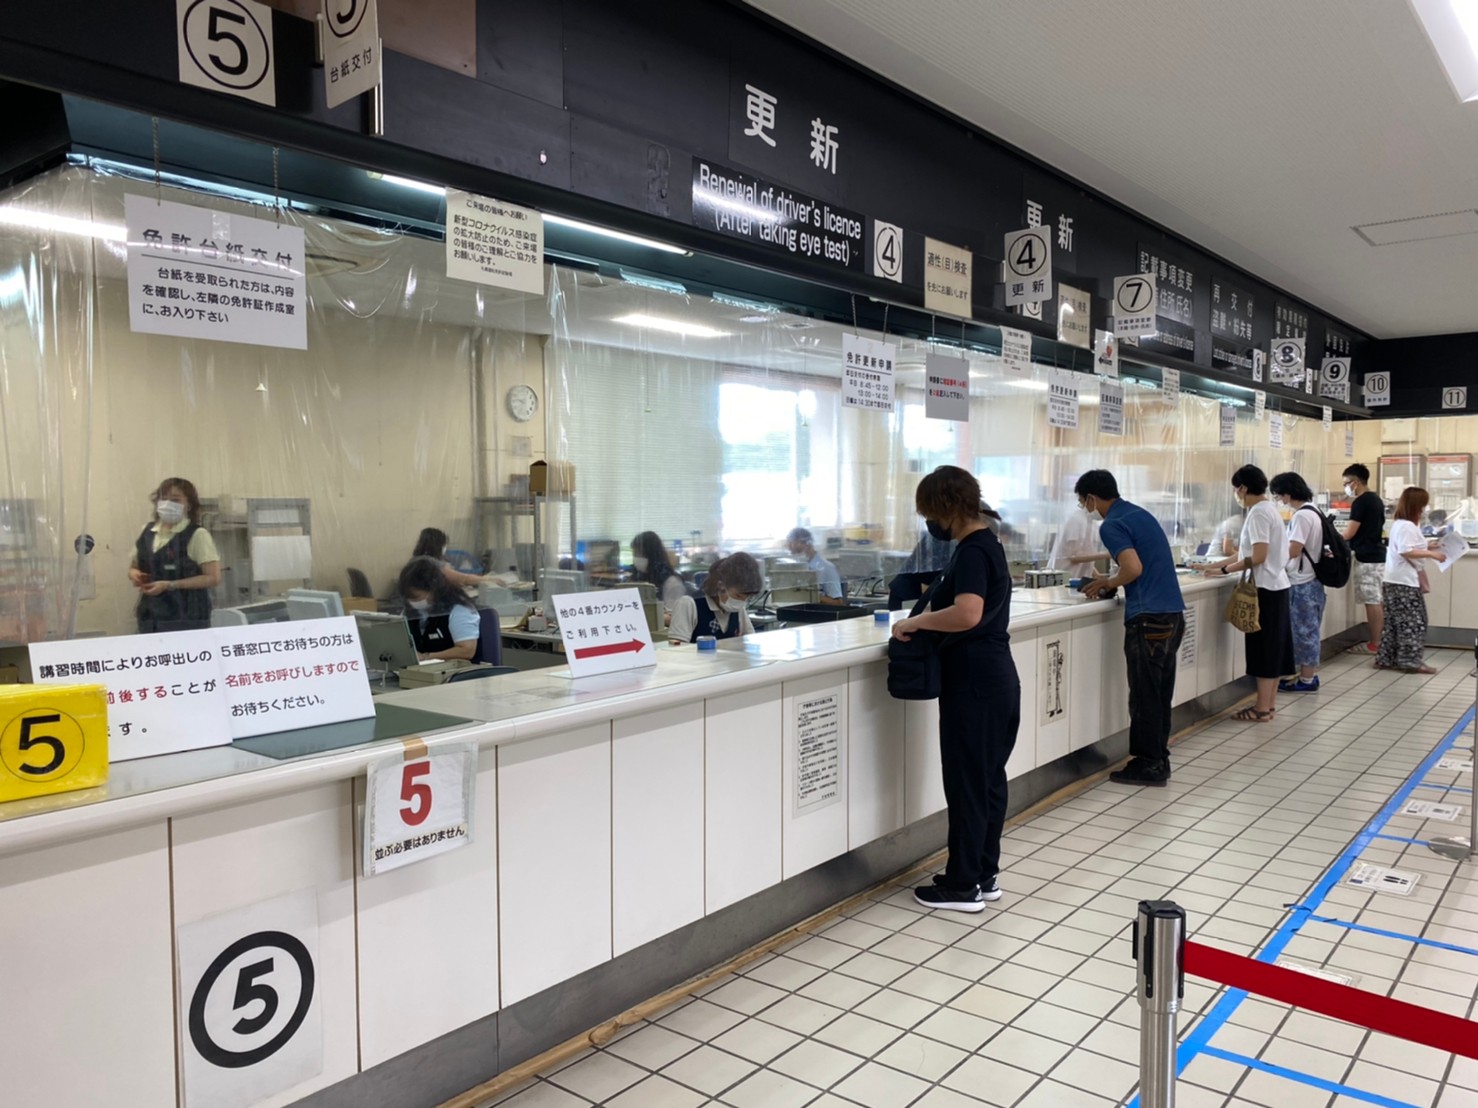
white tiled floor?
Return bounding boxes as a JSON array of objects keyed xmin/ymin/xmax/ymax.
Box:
[{"xmin": 482, "ymin": 650, "xmax": 1478, "ymax": 1108}]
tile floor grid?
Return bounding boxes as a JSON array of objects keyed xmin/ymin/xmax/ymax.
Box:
[{"xmin": 484, "ymin": 651, "xmax": 1478, "ymax": 1108}]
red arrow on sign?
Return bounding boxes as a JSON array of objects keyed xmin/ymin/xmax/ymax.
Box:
[{"xmin": 573, "ymin": 639, "xmax": 647, "ymax": 661}]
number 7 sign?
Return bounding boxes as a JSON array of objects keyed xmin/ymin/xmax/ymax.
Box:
[{"xmin": 363, "ymin": 741, "xmax": 477, "ymax": 875}]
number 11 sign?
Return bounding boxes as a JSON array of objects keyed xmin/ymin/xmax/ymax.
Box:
[{"xmin": 363, "ymin": 740, "xmax": 477, "ymax": 876}]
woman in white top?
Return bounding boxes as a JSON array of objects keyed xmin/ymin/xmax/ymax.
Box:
[
  {"xmin": 1377, "ymin": 486, "xmax": 1442, "ymax": 674},
  {"xmin": 1204, "ymin": 464, "xmax": 1293, "ymax": 722},
  {"xmin": 669, "ymin": 552, "xmax": 764, "ymax": 645},
  {"xmin": 1271, "ymin": 471, "xmax": 1324, "ymax": 692},
  {"xmin": 1210, "ymin": 510, "xmax": 1245, "ymax": 558}
]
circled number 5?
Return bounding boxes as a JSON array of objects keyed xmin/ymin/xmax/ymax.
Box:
[
  {"xmin": 400, "ymin": 761, "xmax": 432, "ymax": 826},
  {"xmin": 206, "ymin": 6, "xmax": 251, "ymax": 76},
  {"xmin": 17, "ymin": 714, "xmax": 65, "ymax": 776}
]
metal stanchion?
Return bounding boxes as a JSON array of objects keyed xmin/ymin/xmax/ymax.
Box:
[
  {"xmin": 1428, "ymin": 670, "xmax": 1476, "ymax": 861},
  {"xmin": 1133, "ymin": 900, "xmax": 1186, "ymax": 1108}
]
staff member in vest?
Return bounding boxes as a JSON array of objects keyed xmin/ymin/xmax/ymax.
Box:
[
  {"xmin": 784, "ymin": 528, "xmax": 845, "ymax": 604},
  {"xmin": 411, "ymin": 527, "xmax": 487, "ymax": 589},
  {"xmin": 631, "ymin": 531, "xmax": 687, "ymax": 615},
  {"xmin": 128, "ymin": 477, "xmax": 220, "ymax": 633},
  {"xmin": 1271, "ymin": 471, "xmax": 1325, "ymax": 693},
  {"xmin": 1076, "ymin": 469, "xmax": 1185, "ymax": 787},
  {"xmin": 668, "ymin": 552, "xmax": 764, "ymax": 644},
  {"xmin": 397, "ymin": 556, "xmax": 483, "ymax": 662},
  {"xmin": 892, "ymin": 466, "xmax": 1018, "ymax": 911}
]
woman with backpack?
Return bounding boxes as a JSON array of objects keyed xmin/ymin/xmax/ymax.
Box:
[{"xmin": 1271, "ymin": 472, "xmax": 1325, "ymax": 692}]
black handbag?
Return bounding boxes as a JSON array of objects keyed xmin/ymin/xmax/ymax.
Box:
[{"xmin": 886, "ymin": 569, "xmax": 957, "ymax": 701}]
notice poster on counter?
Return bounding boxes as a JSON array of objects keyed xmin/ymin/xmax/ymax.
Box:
[
  {"xmin": 1269, "ymin": 412, "xmax": 1284, "ymax": 449},
  {"xmin": 1000, "ymin": 326, "xmax": 1033, "ymax": 378},
  {"xmin": 1094, "ymin": 329, "xmax": 1119, "ymax": 378},
  {"xmin": 1179, "ymin": 606, "xmax": 1197, "ymax": 669},
  {"xmin": 1048, "ymin": 369, "xmax": 1079, "ymax": 430},
  {"xmin": 1255, "ymin": 390, "xmax": 1267, "ymax": 421},
  {"xmin": 445, "ymin": 189, "xmax": 544, "ymax": 294},
  {"xmin": 1162, "ymin": 367, "xmax": 1181, "ymax": 404},
  {"xmin": 125, "ymin": 195, "xmax": 306, "ymax": 350},
  {"xmin": 924, "ymin": 238, "xmax": 973, "ymax": 317},
  {"xmin": 363, "ymin": 742, "xmax": 476, "ymax": 876},
  {"xmin": 794, "ymin": 693, "xmax": 842, "ymax": 815},
  {"xmin": 1219, "ymin": 403, "xmax": 1237, "ymax": 447},
  {"xmin": 215, "ymin": 617, "xmax": 375, "ymax": 739},
  {"xmin": 1057, "ymin": 283, "xmax": 1091, "ymax": 348},
  {"xmin": 925, "ymin": 353, "xmax": 970, "ymax": 421},
  {"xmin": 841, "ymin": 333, "xmax": 896, "ymax": 412},
  {"xmin": 1099, "ymin": 380, "xmax": 1124, "ymax": 436}
]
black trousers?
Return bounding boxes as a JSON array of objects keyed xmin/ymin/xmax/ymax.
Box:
[
  {"xmin": 937, "ymin": 655, "xmax": 1020, "ymax": 890},
  {"xmin": 1124, "ymin": 612, "xmax": 1186, "ymax": 769}
]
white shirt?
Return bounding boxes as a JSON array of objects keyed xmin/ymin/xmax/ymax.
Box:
[
  {"xmin": 1240, "ymin": 499, "xmax": 1290, "ymax": 591},
  {"xmin": 806, "ymin": 552, "xmax": 843, "ymax": 599},
  {"xmin": 1047, "ymin": 509, "xmax": 1102, "ymax": 570},
  {"xmin": 668, "ymin": 595, "xmax": 754, "ymax": 644},
  {"xmin": 660, "ymin": 574, "xmax": 686, "ymax": 613},
  {"xmin": 1285, "ymin": 505, "xmax": 1323, "ymax": 587},
  {"xmin": 1210, "ymin": 513, "xmax": 1244, "ymax": 557},
  {"xmin": 1383, "ymin": 519, "xmax": 1424, "ymax": 588}
]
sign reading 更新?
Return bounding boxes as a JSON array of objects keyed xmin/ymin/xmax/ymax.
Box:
[
  {"xmin": 1003, "ymin": 227, "xmax": 1052, "ymax": 307},
  {"xmin": 445, "ymin": 190, "xmax": 544, "ymax": 294},
  {"xmin": 692, "ymin": 160, "xmax": 864, "ymax": 273}
]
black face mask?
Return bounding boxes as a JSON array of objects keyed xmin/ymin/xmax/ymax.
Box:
[{"xmin": 926, "ymin": 519, "xmax": 952, "ymax": 542}]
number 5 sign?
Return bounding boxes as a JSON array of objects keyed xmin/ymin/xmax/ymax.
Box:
[
  {"xmin": 177, "ymin": 0, "xmax": 277, "ymax": 107},
  {"xmin": 363, "ymin": 740, "xmax": 476, "ymax": 875}
]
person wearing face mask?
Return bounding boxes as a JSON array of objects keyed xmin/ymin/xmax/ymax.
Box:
[
  {"xmin": 1045, "ymin": 495, "xmax": 1106, "ymax": 574},
  {"xmin": 784, "ymin": 527, "xmax": 845, "ymax": 605},
  {"xmin": 1270, "ymin": 471, "xmax": 1325, "ymax": 693},
  {"xmin": 668, "ymin": 552, "xmax": 764, "ymax": 645},
  {"xmin": 1203, "ymin": 464, "xmax": 1293, "ymax": 722},
  {"xmin": 887, "ymin": 502, "xmax": 1000, "ymax": 610},
  {"xmin": 1377, "ymin": 486, "xmax": 1442, "ymax": 675},
  {"xmin": 411, "ymin": 527, "xmax": 490, "ymax": 590},
  {"xmin": 630, "ymin": 531, "xmax": 687, "ymax": 616},
  {"xmin": 1341, "ymin": 464, "xmax": 1387, "ymax": 655},
  {"xmin": 397, "ymin": 556, "xmax": 484, "ymax": 662},
  {"xmin": 128, "ymin": 476, "xmax": 221, "ymax": 633},
  {"xmin": 1075, "ymin": 470, "xmax": 1185, "ymax": 785},
  {"xmin": 892, "ymin": 467, "xmax": 1017, "ymax": 911}
]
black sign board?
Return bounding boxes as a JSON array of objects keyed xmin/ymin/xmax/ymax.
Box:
[
  {"xmin": 1210, "ymin": 276, "xmax": 1256, "ymax": 375},
  {"xmin": 1136, "ymin": 244, "xmax": 1198, "ymax": 360},
  {"xmin": 691, "ymin": 160, "xmax": 864, "ymax": 272},
  {"xmin": 1274, "ymin": 299, "xmax": 1310, "ymax": 340}
]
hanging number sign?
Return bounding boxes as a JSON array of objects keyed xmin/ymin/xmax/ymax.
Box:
[
  {"xmin": 177, "ymin": 0, "xmax": 277, "ymax": 106},
  {"xmin": 1002, "ymin": 227, "xmax": 1053, "ymax": 307},
  {"xmin": 1112, "ymin": 274, "xmax": 1157, "ymax": 336}
]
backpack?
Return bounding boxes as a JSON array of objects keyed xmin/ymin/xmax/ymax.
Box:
[{"xmin": 1298, "ymin": 505, "xmax": 1351, "ymax": 588}]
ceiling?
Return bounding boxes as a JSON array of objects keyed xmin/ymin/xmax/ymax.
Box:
[{"xmin": 746, "ymin": 0, "xmax": 1478, "ymax": 340}]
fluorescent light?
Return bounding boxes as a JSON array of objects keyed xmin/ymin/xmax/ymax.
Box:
[
  {"xmin": 0, "ymin": 207, "xmax": 125, "ymax": 242},
  {"xmin": 613, "ymin": 313, "xmax": 730, "ymax": 338},
  {"xmin": 373, "ymin": 172, "xmax": 447, "ymax": 196},
  {"xmin": 1001, "ymin": 378, "xmax": 1049, "ymax": 391},
  {"xmin": 1410, "ymin": 0, "xmax": 1478, "ymax": 101}
]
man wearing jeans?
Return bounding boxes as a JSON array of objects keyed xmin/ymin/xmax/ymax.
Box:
[{"xmin": 1076, "ymin": 470, "xmax": 1186, "ymax": 787}]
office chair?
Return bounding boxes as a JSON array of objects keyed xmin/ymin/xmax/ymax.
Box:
[
  {"xmin": 346, "ymin": 567, "xmax": 374, "ymax": 599},
  {"xmin": 447, "ymin": 665, "xmax": 518, "ymax": 683},
  {"xmin": 476, "ymin": 607, "xmax": 504, "ymax": 667}
]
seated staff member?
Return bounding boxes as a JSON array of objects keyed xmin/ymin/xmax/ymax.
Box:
[
  {"xmin": 411, "ymin": 527, "xmax": 486, "ymax": 589},
  {"xmin": 631, "ymin": 530, "xmax": 687, "ymax": 614},
  {"xmin": 129, "ymin": 476, "xmax": 221, "ymax": 633},
  {"xmin": 1046, "ymin": 500, "xmax": 1106, "ymax": 573},
  {"xmin": 669, "ymin": 553, "xmax": 764, "ymax": 644},
  {"xmin": 785, "ymin": 527, "xmax": 845, "ymax": 605},
  {"xmin": 1210, "ymin": 509, "xmax": 1245, "ymax": 558},
  {"xmin": 398, "ymin": 556, "xmax": 484, "ymax": 662}
]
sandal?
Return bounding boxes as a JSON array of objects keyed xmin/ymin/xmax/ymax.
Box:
[{"xmin": 1233, "ymin": 706, "xmax": 1275, "ymax": 723}]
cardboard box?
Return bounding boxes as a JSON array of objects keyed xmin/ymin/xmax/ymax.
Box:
[
  {"xmin": 529, "ymin": 460, "xmax": 576, "ymax": 495},
  {"xmin": 343, "ymin": 597, "xmax": 378, "ymax": 614}
]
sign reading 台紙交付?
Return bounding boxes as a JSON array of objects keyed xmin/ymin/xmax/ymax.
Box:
[
  {"xmin": 1269, "ymin": 412, "xmax": 1284, "ymax": 449},
  {"xmin": 925, "ymin": 354, "xmax": 969, "ymax": 422},
  {"xmin": 177, "ymin": 0, "xmax": 276, "ymax": 107},
  {"xmin": 1000, "ymin": 327, "xmax": 1033, "ymax": 378},
  {"xmin": 550, "ymin": 589, "xmax": 656, "ymax": 678},
  {"xmin": 1003, "ymin": 227, "xmax": 1052, "ymax": 307},
  {"xmin": 1220, "ymin": 403, "xmax": 1237, "ymax": 447},
  {"xmin": 1099, "ymin": 380, "xmax": 1124, "ymax": 436},
  {"xmin": 1057, "ymin": 283, "xmax": 1091, "ymax": 349},
  {"xmin": 841, "ymin": 334, "xmax": 896, "ymax": 412},
  {"xmin": 125, "ymin": 195, "xmax": 306, "ymax": 350},
  {"xmin": 29, "ymin": 628, "xmax": 228, "ymax": 761},
  {"xmin": 1162, "ymin": 367, "xmax": 1181, "ymax": 404},
  {"xmin": 444, "ymin": 190, "xmax": 544, "ymax": 295},
  {"xmin": 215, "ymin": 617, "xmax": 374, "ymax": 739},
  {"xmin": 924, "ymin": 238, "xmax": 973, "ymax": 317},
  {"xmin": 1094, "ymin": 330, "xmax": 1119, "ymax": 378},
  {"xmin": 1112, "ymin": 274, "xmax": 1157, "ymax": 337},
  {"xmin": 364, "ymin": 741, "xmax": 476, "ymax": 876},
  {"xmin": 322, "ymin": 0, "xmax": 380, "ymax": 108},
  {"xmin": 1048, "ymin": 369, "xmax": 1079, "ymax": 430}
]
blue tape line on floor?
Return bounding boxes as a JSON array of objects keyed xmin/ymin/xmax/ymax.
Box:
[
  {"xmin": 1199, "ymin": 1046, "xmax": 1422, "ymax": 1108},
  {"xmin": 1371, "ymin": 833, "xmax": 1427, "ymax": 845},
  {"xmin": 1124, "ymin": 703, "xmax": 1476, "ymax": 1108},
  {"xmin": 1414, "ymin": 782, "xmax": 1472, "ymax": 794},
  {"xmin": 1295, "ymin": 910, "xmax": 1478, "ymax": 959}
]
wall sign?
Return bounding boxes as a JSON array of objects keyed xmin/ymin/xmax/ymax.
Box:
[
  {"xmin": 1000, "ymin": 326, "xmax": 1032, "ymax": 378},
  {"xmin": 872, "ymin": 220, "xmax": 904, "ymax": 283},
  {"xmin": 1003, "ymin": 227, "xmax": 1052, "ymax": 306},
  {"xmin": 1056, "ymin": 283, "xmax": 1091, "ymax": 348},
  {"xmin": 1048, "ymin": 369, "xmax": 1079, "ymax": 430},
  {"xmin": 1320, "ymin": 357, "xmax": 1351, "ymax": 403},
  {"xmin": 1270, "ymin": 337, "xmax": 1306, "ymax": 388},
  {"xmin": 1219, "ymin": 403, "xmax": 1236, "ymax": 447},
  {"xmin": 1162, "ymin": 367, "xmax": 1181, "ymax": 404},
  {"xmin": 924, "ymin": 238, "xmax": 973, "ymax": 317},
  {"xmin": 1178, "ymin": 605, "xmax": 1197, "ymax": 669},
  {"xmin": 1345, "ymin": 425, "xmax": 1355, "ymax": 457},
  {"xmin": 692, "ymin": 160, "xmax": 863, "ymax": 273},
  {"xmin": 445, "ymin": 190, "xmax": 545, "ymax": 294},
  {"xmin": 1039, "ymin": 634, "xmax": 1068, "ymax": 726},
  {"xmin": 1322, "ymin": 405, "xmax": 1333, "ymax": 432},
  {"xmin": 1094, "ymin": 329, "xmax": 1119, "ymax": 378},
  {"xmin": 793, "ymin": 692, "xmax": 842, "ymax": 815},
  {"xmin": 177, "ymin": 0, "xmax": 276, "ymax": 107},
  {"xmin": 1137, "ymin": 246, "xmax": 1197, "ymax": 359},
  {"xmin": 1255, "ymin": 390, "xmax": 1267, "ymax": 421},
  {"xmin": 1269, "ymin": 412, "xmax": 1284, "ymax": 449},
  {"xmin": 364, "ymin": 741, "xmax": 476, "ymax": 876},
  {"xmin": 177, "ymin": 889, "xmax": 322, "ymax": 1108},
  {"xmin": 841, "ymin": 333, "xmax": 896, "ymax": 412},
  {"xmin": 215, "ymin": 617, "xmax": 374, "ymax": 739},
  {"xmin": 1099, "ymin": 380, "xmax": 1124, "ymax": 436},
  {"xmin": 1443, "ymin": 387, "xmax": 1467, "ymax": 410},
  {"xmin": 1210, "ymin": 276, "xmax": 1256, "ymax": 373},
  {"xmin": 1364, "ymin": 371, "xmax": 1391, "ymax": 408},
  {"xmin": 1274, "ymin": 300, "xmax": 1310, "ymax": 341},
  {"xmin": 321, "ymin": 0, "xmax": 380, "ymax": 109},
  {"xmin": 549, "ymin": 588, "xmax": 656, "ymax": 677},
  {"xmin": 1113, "ymin": 273, "xmax": 1157, "ymax": 337},
  {"xmin": 925, "ymin": 353, "xmax": 970, "ymax": 422}
]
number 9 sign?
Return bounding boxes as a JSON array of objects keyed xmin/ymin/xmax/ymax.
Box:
[
  {"xmin": 0, "ymin": 685, "xmax": 109, "ymax": 802},
  {"xmin": 177, "ymin": 0, "xmax": 278, "ymax": 107},
  {"xmin": 363, "ymin": 742, "xmax": 477, "ymax": 875}
]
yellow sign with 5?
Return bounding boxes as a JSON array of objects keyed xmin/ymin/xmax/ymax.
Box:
[{"xmin": 0, "ymin": 684, "xmax": 109, "ymax": 803}]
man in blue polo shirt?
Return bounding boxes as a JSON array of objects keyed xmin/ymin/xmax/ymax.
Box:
[{"xmin": 1075, "ymin": 470, "xmax": 1186, "ymax": 786}]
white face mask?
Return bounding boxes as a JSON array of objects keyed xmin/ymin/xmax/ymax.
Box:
[
  {"xmin": 722, "ymin": 597, "xmax": 748, "ymax": 614},
  {"xmin": 634, "ymin": 556, "xmax": 649, "ymax": 571},
  {"xmin": 1343, "ymin": 485, "xmax": 1354, "ymax": 498},
  {"xmin": 408, "ymin": 598, "xmax": 430, "ymax": 612},
  {"xmin": 155, "ymin": 499, "xmax": 186, "ymax": 525}
]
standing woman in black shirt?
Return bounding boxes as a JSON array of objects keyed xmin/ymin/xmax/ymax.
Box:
[{"xmin": 892, "ymin": 466, "xmax": 1019, "ymax": 911}]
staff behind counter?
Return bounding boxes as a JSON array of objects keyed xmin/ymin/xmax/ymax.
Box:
[
  {"xmin": 398, "ymin": 556, "xmax": 485, "ymax": 662},
  {"xmin": 669, "ymin": 552, "xmax": 764, "ymax": 644}
]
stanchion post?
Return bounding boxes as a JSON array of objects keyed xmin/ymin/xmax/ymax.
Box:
[{"xmin": 1133, "ymin": 900, "xmax": 1186, "ymax": 1108}]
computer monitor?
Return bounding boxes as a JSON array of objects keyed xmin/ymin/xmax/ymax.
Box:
[
  {"xmin": 541, "ymin": 569, "xmax": 589, "ymax": 599},
  {"xmin": 355, "ymin": 611, "xmax": 419, "ymax": 679},
  {"xmin": 286, "ymin": 588, "xmax": 345, "ymax": 621},
  {"xmin": 584, "ymin": 539, "xmax": 620, "ymax": 573},
  {"xmin": 211, "ymin": 600, "xmax": 292, "ymax": 627}
]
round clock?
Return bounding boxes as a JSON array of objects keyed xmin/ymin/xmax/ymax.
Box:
[{"xmin": 506, "ymin": 384, "xmax": 539, "ymax": 422}]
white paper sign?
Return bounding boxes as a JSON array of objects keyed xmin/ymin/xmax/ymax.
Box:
[
  {"xmin": 1113, "ymin": 273, "xmax": 1157, "ymax": 336},
  {"xmin": 322, "ymin": 0, "xmax": 380, "ymax": 108},
  {"xmin": 1252, "ymin": 347, "xmax": 1266, "ymax": 383},
  {"xmin": 1000, "ymin": 326, "xmax": 1033, "ymax": 378},
  {"xmin": 550, "ymin": 588, "xmax": 656, "ymax": 677},
  {"xmin": 1099, "ymin": 380, "xmax": 1125, "ymax": 436},
  {"xmin": 1437, "ymin": 758, "xmax": 1473, "ymax": 772},
  {"xmin": 1048, "ymin": 369, "xmax": 1079, "ymax": 430},
  {"xmin": 1162, "ymin": 367, "xmax": 1181, "ymax": 404},
  {"xmin": 364, "ymin": 742, "xmax": 476, "ymax": 875},
  {"xmin": 1364, "ymin": 371, "xmax": 1391, "ymax": 408},
  {"xmin": 29, "ymin": 628, "xmax": 230, "ymax": 761},
  {"xmin": 794, "ymin": 693, "xmax": 842, "ymax": 815},
  {"xmin": 215, "ymin": 617, "xmax": 374, "ymax": 738},
  {"xmin": 1436, "ymin": 530, "xmax": 1468, "ymax": 573},
  {"xmin": 1444, "ymin": 386, "xmax": 1468, "ymax": 410},
  {"xmin": 1040, "ymin": 633, "xmax": 1068, "ymax": 726},
  {"xmin": 1401, "ymin": 799, "xmax": 1462, "ymax": 821},
  {"xmin": 1094, "ymin": 329, "xmax": 1119, "ymax": 378},
  {"xmin": 1322, "ymin": 406, "xmax": 1333, "ymax": 432},
  {"xmin": 1345, "ymin": 426, "xmax": 1355, "ymax": 457},
  {"xmin": 1178, "ymin": 606, "xmax": 1197, "ymax": 669},
  {"xmin": 177, "ymin": 0, "xmax": 277, "ymax": 106},
  {"xmin": 1346, "ymin": 862, "xmax": 1419, "ymax": 895},
  {"xmin": 1271, "ymin": 338, "xmax": 1305, "ymax": 387},
  {"xmin": 872, "ymin": 220, "xmax": 904, "ymax": 283},
  {"xmin": 1269, "ymin": 412, "xmax": 1284, "ymax": 449},
  {"xmin": 1255, "ymin": 390, "xmax": 1267, "ymax": 421},
  {"xmin": 924, "ymin": 238, "xmax": 973, "ymax": 317},
  {"xmin": 841, "ymin": 334, "xmax": 896, "ymax": 412},
  {"xmin": 1003, "ymin": 227, "xmax": 1053, "ymax": 306},
  {"xmin": 126, "ymin": 195, "xmax": 306, "ymax": 350},
  {"xmin": 1219, "ymin": 403, "xmax": 1236, "ymax": 447},
  {"xmin": 445, "ymin": 190, "xmax": 544, "ymax": 294},
  {"xmin": 177, "ymin": 889, "xmax": 322, "ymax": 1108},
  {"xmin": 1057, "ymin": 283, "xmax": 1091, "ymax": 348},
  {"xmin": 925, "ymin": 353, "xmax": 970, "ymax": 422},
  {"xmin": 1320, "ymin": 357, "xmax": 1351, "ymax": 403}
]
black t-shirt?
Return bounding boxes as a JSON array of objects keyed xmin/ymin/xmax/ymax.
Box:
[
  {"xmin": 1348, "ymin": 491, "xmax": 1386, "ymax": 563},
  {"xmin": 929, "ymin": 528, "xmax": 1011, "ymax": 651}
]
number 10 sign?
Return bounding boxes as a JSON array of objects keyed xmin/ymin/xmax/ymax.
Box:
[{"xmin": 363, "ymin": 741, "xmax": 477, "ymax": 876}]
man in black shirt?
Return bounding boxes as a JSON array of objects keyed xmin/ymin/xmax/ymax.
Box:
[{"xmin": 1342, "ymin": 463, "xmax": 1386, "ymax": 654}]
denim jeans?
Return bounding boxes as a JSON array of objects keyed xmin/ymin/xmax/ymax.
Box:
[{"xmin": 1124, "ymin": 612, "xmax": 1186, "ymax": 770}]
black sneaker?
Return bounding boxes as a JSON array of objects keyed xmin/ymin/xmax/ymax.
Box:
[
  {"xmin": 980, "ymin": 876, "xmax": 1003, "ymax": 902},
  {"xmin": 1109, "ymin": 759, "xmax": 1169, "ymax": 787},
  {"xmin": 914, "ymin": 882, "xmax": 985, "ymax": 912}
]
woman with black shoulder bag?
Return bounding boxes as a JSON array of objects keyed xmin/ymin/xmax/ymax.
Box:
[{"xmin": 891, "ymin": 466, "xmax": 1019, "ymax": 912}]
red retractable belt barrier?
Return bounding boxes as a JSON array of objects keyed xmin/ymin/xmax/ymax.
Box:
[{"xmin": 1185, "ymin": 941, "xmax": 1478, "ymax": 1060}]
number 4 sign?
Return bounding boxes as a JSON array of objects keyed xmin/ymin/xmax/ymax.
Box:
[{"xmin": 363, "ymin": 740, "xmax": 477, "ymax": 876}]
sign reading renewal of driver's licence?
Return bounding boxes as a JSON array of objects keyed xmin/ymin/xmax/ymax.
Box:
[{"xmin": 549, "ymin": 589, "xmax": 656, "ymax": 678}]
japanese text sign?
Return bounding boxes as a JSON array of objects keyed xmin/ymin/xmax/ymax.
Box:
[
  {"xmin": 1162, "ymin": 367, "xmax": 1181, "ymax": 404},
  {"xmin": 550, "ymin": 589, "xmax": 656, "ymax": 678},
  {"xmin": 215, "ymin": 616, "xmax": 374, "ymax": 739},
  {"xmin": 1000, "ymin": 326, "xmax": 1032, "ymax": 378},
  {"xmin": 1255, "ymin": 390, "xmax": 1267, "ymax": 420},
  {"xmin": 924, "ymin": 238, "xmax": 973, "ymax": 317},
  {"xmin": 1099, "ymin": 380, "xmax": 1124, "ymax": 437},
  {"xmin": 1220, "ymin": 403, "xmax": 1236, "ymax": 447},
  {"xmin": 1048, "ymin": 369, "xmax": 1079, "ymax": 430},
  {"xmin": 1364, "ymin": 371, "xmax": 1391, "ymax": 408},
  {"xmin": 126, "ymin": 195, "xmax": 306, "ymax": 350},
  {"xmin": 1320, "ymin": 357, "xmax": 1352, "ymax": 403},
  {"xmin": 322, "ymin": 0, "xmax": 380, "ymax": 108},
  {"xmin": 1056, "ymin": 283, "xmax": 1091, "ymax": 349},
  {"xmin": 1003, "ymin": 226, "xmax": 1053, "ymax": 307},
  {"xmin": 842, "ymin": 334, "xmax": 896, "ymax": 412},
  {"xmin": 363, "ymin": 741, "xmax": 476, "ymax": 876},
  {"xmin": 1269, "ymin": 412, "xmax": 1284, "ymax": 449},
  {"xmin": 1113, "ymin": 273, "xmax": 1157, "ymax": 337},
  {"xmin": 1270, "ymin": 337, "xmax": 1305, "ymax": 387},
  {"xmin": 924, "ymin": 353, "xmax": 970, "ymax": 422},
  {"xmin": 445, "ymin": 189, "xmax": 544, "ymax": 295}
]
